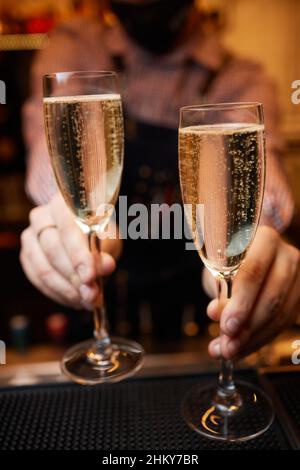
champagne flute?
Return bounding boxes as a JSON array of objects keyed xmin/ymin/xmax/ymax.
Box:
[
  {"xmin": 43, "ymin": 71, "xmax": 144, "ymax": 384},
  {"xmin": 179, "ymin": 102, "xmax": 274, "ymax": 441}
]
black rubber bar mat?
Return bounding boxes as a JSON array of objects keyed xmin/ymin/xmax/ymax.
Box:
[
  {"xmin": 0, "ymin": 370, "xmax": 294, "ymax": 450},
  {"xmin": 263, "ymin": 371, "xmax": 300, "ymax": 449}
]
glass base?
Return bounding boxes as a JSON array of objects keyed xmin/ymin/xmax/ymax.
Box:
[
  {"xmin": 61, "ymin": 336, "xmax": 145, "ymax": 385},
  {"xmin": 181, "ymin": 380, "xmax": 274, "ymax": 442}
]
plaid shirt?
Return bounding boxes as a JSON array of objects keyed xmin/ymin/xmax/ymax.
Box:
[{"xmin": 23, "ymin": 16, "xmax": 294, "ymax": 232}]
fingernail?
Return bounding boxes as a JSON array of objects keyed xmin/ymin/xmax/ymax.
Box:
[
  {"xmin": 214, "ymin": 342, "xmax": 221, "ymax": 357},
  {"xmin": 79, "ymin": 284, "xmax": 94, "ymax": 302},
  {"xmin": 228, "ymin": 339, "xmax": 240, "ymax": 356},
  {"xmin": 225, "ymin": 317, "xmax": 240, "ymax": 335},
  {"xmin": 77, "ymin": 264, "xmax": 91, "ymax": 282}
]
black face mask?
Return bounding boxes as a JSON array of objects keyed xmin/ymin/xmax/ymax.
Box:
[{"xmin": 110, "ymin": 0, "xmax": 194, "ymax": 55}]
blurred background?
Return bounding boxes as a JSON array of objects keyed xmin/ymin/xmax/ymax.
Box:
[{"xmin": 0, "ymin": 0, "xmax": 299, "ymax": 366}]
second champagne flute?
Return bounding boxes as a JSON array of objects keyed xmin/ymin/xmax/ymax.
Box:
[
  {"xmin": 43, "ymin": 71, "xmax": 144, "ymax": 384},
  {"xmin": 179, "ymin": 102, "xmax": 274, "ymax": 441}
]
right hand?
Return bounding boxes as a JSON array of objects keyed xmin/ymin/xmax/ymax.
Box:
[{"xmin": 20, "ymin": 193, "xmax": 117, "ymax": 310}]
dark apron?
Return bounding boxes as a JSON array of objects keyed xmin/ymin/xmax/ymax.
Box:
[{"xmin": 116, "ymin": 117, "xmax": 206, "ymax": 338}]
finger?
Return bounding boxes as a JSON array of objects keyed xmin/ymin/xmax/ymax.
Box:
[
  {"xmin": 209, "ymin": 333, "xmax": 249, "ymax": 360},
  {"xmin": 79, "ymin": 280, "xmax": 99, "ymax": 306},
  {"xmin": 236, "ymin": 322, "xmax": 285, "ymax": 359},
  {"xmin": 276, "ymin": 247, "xmax": 300, "ymax": 320},
  {"xmin": 49, "ymin": 194, "xmax": 96, "ymax": 284},
  {"xmin": 20, "ymin": 242, "xmax": 57, "ymax": 300},
  {"xmin": 239, "ymin": 242, "xmax": 299, "ymax": 339},
  {"xmin": 208, "ymin": 336, "xmax": 221, "ymax": 358},
  {"xmin": 208, "ymin": 332, "xmax": 248, "ymax": 360},
  {"xmin": 79, "ymin": 252, "xmax": 116, "ymax": 304},
  {"xmin": 20, "ymin": 241, "xmax": 83, "ymax": 308},
  {"xmin": 29, "ymin": 204, "xmax": 80, "ymax": 286},
  {"xmin": 223, "ymin": 243, "xmax": 299, "ymax": 357},
  {"xmin": 206, "ymin": 279, "xmax": 229, "ymax": 322},
  {"xmin": 101, "ymin": 231, "xmax": 122, "ymax": 260},
  {"xmin": 237, "ymin": 249, "xmax": 300, "ymax": 358},
  {"xmin": 21, "ymin": 227, "xmax": 82, "ymax": 308},
  {"xmin": 220, "ymin": 331, "xmax": 249, "ymax": 359},
  {"xmin": 207, "ymin": 298, "xmax": 219, "ymax": 321},
  {"xmin": 95, "ymin": 252, "xmax": 116, "ymax": 277},
  {"xmin": 21, "ymin": 249, "xmax": 79, "ymax": 307},
  {"xmin": 220, "ymin": 226, "xmax": 279, "ymax": 336},
  {"xmin": 77, "ymin": 253, "xmax": 115, "ymax": 305},
  {"xmin": 29, "ymin": 205, "xmax": 55, "ymax": 236},
  {"xmin": 202, "ymin": 267, "xmax": 217, "ymax": 298},
  {"xmin": 39, "ymin": 227, "xmax": 82, "ymax": 287}
]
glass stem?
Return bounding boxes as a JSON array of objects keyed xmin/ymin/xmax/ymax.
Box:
[
  {"xmin": 214, "ymin": 276, "xmax": 242, "ymax": 414},
  {"xmin": 87, "ymin": 230, "xmax": 112, "ymax": 363}
]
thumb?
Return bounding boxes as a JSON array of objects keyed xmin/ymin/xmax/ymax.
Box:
[{"xmin": 96, "ymin": 252, "xmax": 116, "ymax": 277}]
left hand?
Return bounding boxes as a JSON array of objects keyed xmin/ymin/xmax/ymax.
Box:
[{"xmin": 204, "ymin": 226, "xmax": 300, "ymax": 360}]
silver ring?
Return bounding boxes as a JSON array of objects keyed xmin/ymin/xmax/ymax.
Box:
[{"xmin": 37, "ymin": 224, "xmax": 57, "ymax": 241}]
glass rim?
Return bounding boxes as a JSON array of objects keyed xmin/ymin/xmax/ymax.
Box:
[
  {"xmin": 180, "ymin": 101, "xmax": 263, "ymax": 113},
  {"xmin": 43, "ymin": 70, "xmax": 117, "ymax": 80}
]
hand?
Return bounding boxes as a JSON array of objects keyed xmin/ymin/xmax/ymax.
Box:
[
  {"xmin": 20, "ymin": 193, "xmax": 120, "ymax": 310},
  {"xmin": 204, "ymin": 226, "xmax": 300, "ymax": 359}
]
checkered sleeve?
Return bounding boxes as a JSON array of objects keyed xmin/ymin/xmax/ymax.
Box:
[
  {"xmin": 23, "ymin": 19, "xmax": 106, "ymax": 205},
  {"xmin": 223, "ymin": 62, "xmax": 295, "ymax": 232}
]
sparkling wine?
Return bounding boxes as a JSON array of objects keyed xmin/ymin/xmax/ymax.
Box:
[
  {"xmin": 44, "ymin": 94, "xmax": 124, "ymax": 230},
  {"xmin": 179, "ymin": 123, "xmax": 265, "ymax": 276}
]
